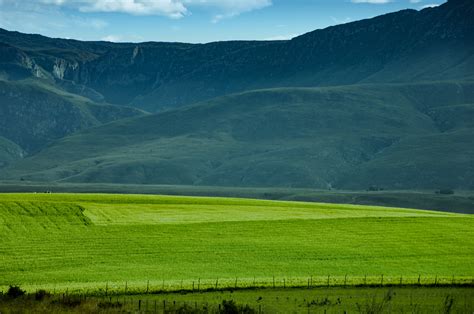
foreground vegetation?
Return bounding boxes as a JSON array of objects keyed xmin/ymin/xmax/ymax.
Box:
[
  {"xmin": 1, "ymin": 193, "xmax": 473, "ymax": 295},
  {"xmin": 1, "ymin": 286, "xmax": 473, "ymax": 313}
]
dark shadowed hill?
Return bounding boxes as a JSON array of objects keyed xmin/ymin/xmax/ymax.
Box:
[
  {"xmin": 0, "ymin": 0, "xmax": 472, "ymax": 112},
  {"xmin": 0, "ymin": 78, "xmax": 145, "ymax": 160},
  {"xmin": 0, "ymin": 136, "xmax": 23, "ymax": 169},
  {"xmin": 3, "ymin": 81, "xmax": 473, "ymax": 190}
]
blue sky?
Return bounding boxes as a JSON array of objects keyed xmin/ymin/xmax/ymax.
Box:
[{"xmin": 0, "ymin": 0, "xmax": 445, "ymax": 43}]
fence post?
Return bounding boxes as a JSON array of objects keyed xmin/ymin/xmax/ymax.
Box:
[
  {"xmin": 235, "ymin": 277, "xmax": 238, "ymax": 289},
  {"xmin": 198, "ymin": 278, "xmax": 200, "ymax": 292},
  {"xmin": 146, "ymin": 280, "xmax": 149, "ymax": 293},
  {"xmin": 163, "ymin": 300, "xmax": 166, "ymax": 311},
  {"xmin": 125, "ymin": 281, "xmax": 127, "ymax": 294},
  {"xmin": 344, "ymin": 275, "xmax": 347, "ymax": 287},
  {"xmin": 193, "ymin": 281, "xmax": 195, "ymax": 292},
  {"xmin": 327, "ymin": 275, "xmax": 330, "ymax": 287},
  {"xmin": 273, "ymin": 276, "xmax": 275, "ymax": 288},
  {"xmin": 364, "ymin": 274, "xmax": 367, "ymax": 286},
  {"xmin": 138, "ymin": 299, "xmax": 141, "ymax": 311},
  {"xmin": 418, "ymin": 274, "xmax": 421, "ymax": 285},
  {"xmin": 215, "ymin": 278, "xmax": 218, "ymax": 290},
  {"xmin": 105, "ymin": 282, "xmax": 108, "ymax": 296},
  {"xmin": 381, "ymin": 274, "xmax": 384, "ymax": 287},
  {"xmin": 283, "ymin": 278, "xmax": 286, "ymax": 288}
]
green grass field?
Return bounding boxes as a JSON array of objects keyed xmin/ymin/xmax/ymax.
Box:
[
  {"xmin": 1, "ymin": 182, "xmax": 474, "ymax": 214},
  {"xmin": 1, "ymin": 193, "xmax": 473, "ymax": 294},
  {"xmin": 1, "ymin": 287, "xmax": 473, "ymax": 313}
]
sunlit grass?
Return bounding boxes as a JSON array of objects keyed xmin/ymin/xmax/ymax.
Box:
[{"xmin": 1, "ymin": 193, "xmax": 472, "ymax": 293}]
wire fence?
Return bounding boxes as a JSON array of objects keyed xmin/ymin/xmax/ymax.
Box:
[{"xmin": 9, "ymin": 274, "xmax": 473, "ymax": 296}]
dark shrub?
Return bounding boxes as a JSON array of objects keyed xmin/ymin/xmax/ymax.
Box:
[
  {"xmin": 6, "ymin": 285, "xmax": 25, "ymax": 299},
  {"xmin": 173, "ymin": 304, "xmax": 202, "ymax": 314},
  {"xmin": 51, "ymin": 296, "xmax": 82, "ymax": 307},
  {"xmin": 220, "ymin": 300, "xmax": 255, "ymax": 314},
  {"xmin": 98, "ymin": 301, "xmax": 122, "ymax": 309},
  {"xmin": 35, "ymin": 289, "xmax": 51, "ymax": 301}
]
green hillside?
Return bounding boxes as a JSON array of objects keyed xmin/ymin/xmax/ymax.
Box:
[
  {"xmin": 0, "ymin": 136, "xmax": 23, "ymax": 168},
  {"xmin": 0, "ymin": 193, "xmax": 472, "ymax": 292},
  {"xmin": 0, "ymin": 78, "xmax": 145, "ymax": 154},
  {"xmin": 4, "ymin": 81, "xmax": 473, "ymax": 190},
  {"xmin": 0, "ymin": 0, "xmax": 472, "ymax": 193},
  {"xmin": 337, "ymin": 129, "xmax": 474, "ymax": 189}
]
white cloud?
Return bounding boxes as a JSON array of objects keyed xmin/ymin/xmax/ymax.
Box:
[
  {"xmin": 78, "ymin": 0, "xmax": 188, "ymax": 18},
  {"xmin": 351, "ymin": 0, "xmax": 392, "ymax": 3},
  {"xmin": 31, "ymin": 0, "xmax": 272, "ymax": 20},
  {"xmin": 41, "ymin": 0, "xmax": 67, "ymax": 4},
  {"xmin": 330, "ymin": 16, "xmax": 352, "ymax": 24},
  {"xmin": 420, "ymin": 3, "xmax": 441, "ymax": 8},
  {"xmin": 101, "ymin": 35, "xmax": 122, "ymax": 42},
  {"xmin": 208, "ymin": 0, "xmax": 271, "ymax": 22},
  {"xmin": 101, "ymin": 34, "xmax": 144, "ymax": 42},
  {"xmin": 410, "ymin": 0, "xmax": 422, "ymax": 3},
  {"xmin": 0, "ymin": 1, "xmax": 108, "ymax": 34},
  {"xmin": 263, "ymin": 33, "xmax": 298, "ymax": 41}
]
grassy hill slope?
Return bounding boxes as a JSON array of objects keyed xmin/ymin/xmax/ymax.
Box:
[
  {"xmin": 0, "ymin": 78, "xmax": 145, "ymax": 155},
  {"xmin": 0, "ymin": 136, "xmax": 23, "ymax": 169},
  {"xmin": 3, "ymin": 81, "xmax": 473, "ymax": 190},
  {"xmin": 0, "ymin": 193, "xmax": 472, "ymax": 292}
]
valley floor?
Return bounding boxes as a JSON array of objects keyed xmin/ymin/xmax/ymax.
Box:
[
  {"xmin": 1, "ymin": 193, "xmax": 473, "ymax": 296},
  {"xmin": 1, "ymin": 182, "xmax": 473, "ymax": 213}
]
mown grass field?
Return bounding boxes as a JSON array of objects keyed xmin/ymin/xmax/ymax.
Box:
[{"xmin": 0, "ymin": 193, "xmax": 473, "ymax": 294}]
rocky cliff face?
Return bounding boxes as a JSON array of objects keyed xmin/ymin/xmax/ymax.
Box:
[{"xmin": 0, "ymin": 0, "xmax": 472, "ymax": 112}]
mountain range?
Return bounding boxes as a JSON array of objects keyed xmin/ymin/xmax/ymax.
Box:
[{"xmin": 0, "ymin": 0, "xmax": 473, "ymax": 190}]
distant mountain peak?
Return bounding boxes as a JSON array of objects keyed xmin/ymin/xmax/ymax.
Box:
[{"xmin": 0, "ymin": 0, "xmax": 472, "ymax": 112}]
